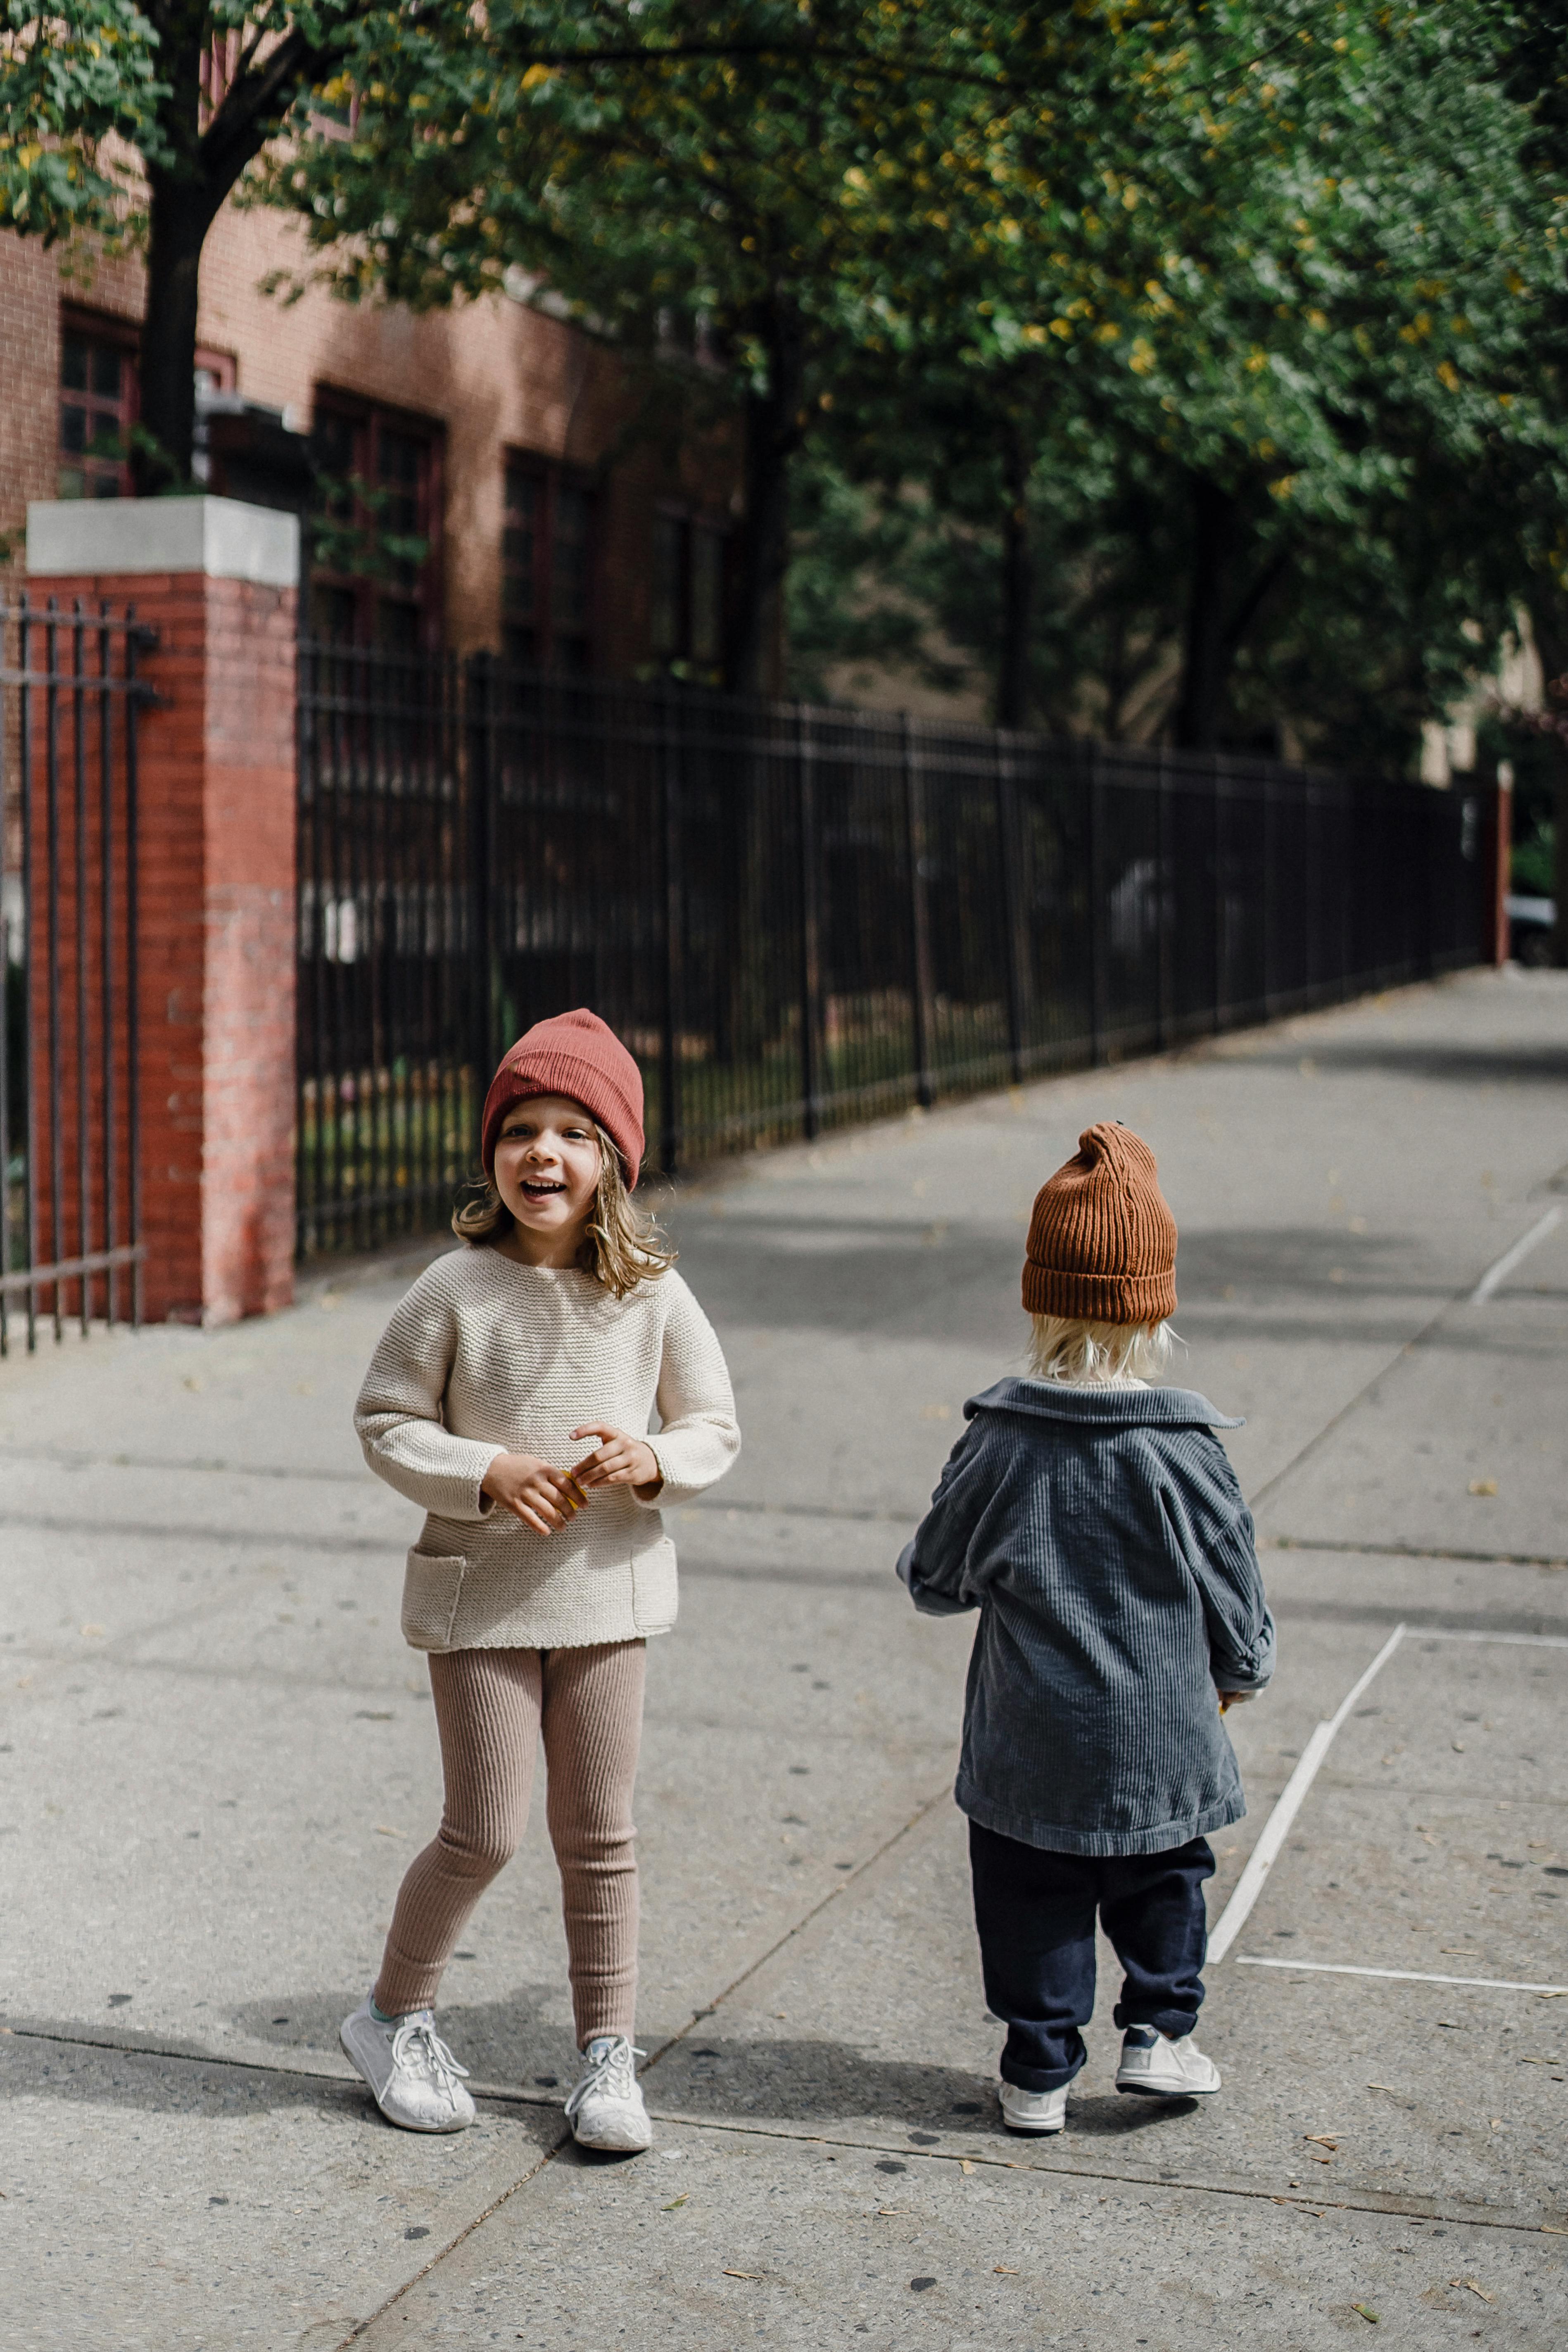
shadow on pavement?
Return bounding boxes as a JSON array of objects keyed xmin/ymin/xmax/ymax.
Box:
[
  {"xmin": 681, "ymin": 1216, "xmax": 1447, "ymax": 1343},
  {"xmin": 1240, "ymin": 1039, "xmax": 1568, "ymax": 1089},
  {"xmin": 231, "ymin": 1983, "xmax": 582, "ymax": 2092},
  {"xmin": 4, "ymin": 2007, "xmax": 1198, "ymax": 2155},
  {"xmin": 0, "ymin": 2027, "xmax": 366, "ymax": 2117},
  {"xmin": 642, "ymin": 2033, "xmax": 1194, "ymax": 2145}
]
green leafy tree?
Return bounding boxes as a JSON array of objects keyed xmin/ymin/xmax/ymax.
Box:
[
  {"xmin": 257, "ymin": 0, "xmax": 995, "ymax": 689},
  {"xmin": 790, "ymin": 0, "xmax": 1563, "ymax": 751},
  {"xmin": 1, "ymin": 0, "xmax": 842, "ymax": 495}
]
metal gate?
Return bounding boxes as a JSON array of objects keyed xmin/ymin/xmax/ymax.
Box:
[
  {"xmin": 0, "ymin": 594, "xmax": 150, "ymax": 1353},
  {"xmin": 297, "ymin": 647, "xmax": 1493, "ymax": 1260}
]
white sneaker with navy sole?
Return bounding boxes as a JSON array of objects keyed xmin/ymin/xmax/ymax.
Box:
[
  {"xmin": 565, "ymin": 2034, "xmax": 652, "ymax": 2152},
  {"xmin": 340, "ymin": 1996, "xmax": 476, "ymax": 2133},
  {"xmin": 999, "ymin": 2080, "xmax": 1069, "ymax": 2134},
  {"xmin": 1115, "ymin": 2025, "xmax": 1221, "ymax": 2097}
]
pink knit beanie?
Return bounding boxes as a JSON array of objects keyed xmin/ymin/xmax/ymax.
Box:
[{"xmin": 480, "ymin": 1010, "xmax": 645, "ymax": 1188}]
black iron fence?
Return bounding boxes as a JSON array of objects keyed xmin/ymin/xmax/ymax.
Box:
[
  {"xmin": 1, "ymin": 595, "xmax": 149, "ymax": 1352},
  {"xmin": 297, "ymin": 646, "xmax": 1490, "ymax": 1257}
]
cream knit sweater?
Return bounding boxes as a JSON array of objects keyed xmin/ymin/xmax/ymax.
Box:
[{"xmin": 355, "ymin": 1246, "xmax": 740, "ymax": 1652}]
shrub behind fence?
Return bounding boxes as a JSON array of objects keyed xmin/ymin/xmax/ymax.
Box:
[{"xmin": 296, "ymin": 647, "xmax": 1489, "ymax": 1258}]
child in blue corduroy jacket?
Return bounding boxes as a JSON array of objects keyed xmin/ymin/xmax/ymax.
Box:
[{"xmin": 899, "ymin": 1121, "xmax": 1273, "ymax": 2135}]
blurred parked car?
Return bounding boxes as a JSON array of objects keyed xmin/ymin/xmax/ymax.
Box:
[{"xmin": 1506, "ymin": 894, "xmax": 1558, "ymax": 966}]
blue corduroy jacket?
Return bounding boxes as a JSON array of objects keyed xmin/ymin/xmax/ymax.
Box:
[{"xmin": 898, "ymin": 1378, "xmax": 1275, "ymax": 1856}]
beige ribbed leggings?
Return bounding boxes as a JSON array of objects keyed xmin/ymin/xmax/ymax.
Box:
[{"xmin": 374, "ymin": 1640, "xmax": 645, "ymax": 2042}]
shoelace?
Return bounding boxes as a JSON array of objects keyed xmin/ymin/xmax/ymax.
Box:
[
  {"xmin": 564, "ymin": 2036, "xmax": 648, "ymax": 2117},
  {"xmin": 390, "ymin": 2017, "xmax": 471, "ymax": 2095}
]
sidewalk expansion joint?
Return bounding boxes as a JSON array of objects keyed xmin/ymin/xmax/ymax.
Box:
[
  {"xmin": 1243, "ymin": 1198, "xmax": 1568, "ymax": 1516},
  {"xmin": 5, "ymin": 2019, "xmax": 1552, "ymax": 2247},
  {"xmin": 637, "ymin": 1781, "xmax": 955, "ymax": 2089},
  {"xmin": 0, "ymin": 1508, "xmax": 394, "ymax": 1555},
  {"xmin": 0, "ymin": 2018, "xmax": 571, "ymax": 2111},
  {"xmin": 0, "ymin": 1443, "xmax": 373, "ymax": 1486},
  {"xmin": 1268, "ymin": 1535, "xmax": 1568, "ymax": 1571},
  {"xmin": 332, "ymin": 2133, "xmax": 566, "ymax": 2349},
  {"xmin": 633, "ymin": 2108, "xmax": 1561, "ymax": 2238}
]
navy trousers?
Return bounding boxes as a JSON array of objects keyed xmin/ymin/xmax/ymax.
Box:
[{"xmin": 969, "ymin": 1819, "xmax": 1215, "ymax": 2092}]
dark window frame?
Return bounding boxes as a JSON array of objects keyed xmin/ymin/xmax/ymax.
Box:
[
  {"xmin": 59, "ymin": 319, "xmax": 236, "ymax": 502},
  {"xmin": 58, "ymin": 309, "xmax": 139, "ymax": 500},
  {"xmin": 650, "ymin": 504, "xmax": 729, "ymax": 678},
  {"xmin": 309, "ymin": 390, "xmax": 445, "ymax": 652},
  {"xmin": 501, "ymin": 452, "xmax": 599, "ymax": 672}
]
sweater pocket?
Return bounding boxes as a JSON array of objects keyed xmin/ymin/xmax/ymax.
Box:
[
  {"xmin": 630, "ymin": 1537, "xmax": 678, "ymax": 1637},
  {"xmin": 401, "ymin": 1551, "xmax": 467, "ymax": 1651}
]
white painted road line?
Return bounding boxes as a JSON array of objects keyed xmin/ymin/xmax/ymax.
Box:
[
  {"xmin": 1469, "ymin": 1206, "xmax": 1562, "ymax": 1304},
  {"xmin": 1208, "ymin": 1624, "xmax": 1407, "ymax": 1966},
  {"xmin": 1236, "ymin": 1958, "xmax": 1568, "ymax": 1996},
  {"xmin": 1413, "ymin": 1628, "xmax": 1568, "ymax": 1651}
]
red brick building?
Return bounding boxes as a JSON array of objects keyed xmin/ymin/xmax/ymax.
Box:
[{"xmin": 0, "ymin": 199, "xmax": 738, "ymax": 675}]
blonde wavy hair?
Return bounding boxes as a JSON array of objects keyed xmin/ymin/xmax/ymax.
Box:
[
  {"xmin": 1026, "ymin": 1313, "xmax": 1173, "ymax": 1387},
  {"xmin": 453, "ymin": 1117, "xmax": 675, "ymax": 1300}
]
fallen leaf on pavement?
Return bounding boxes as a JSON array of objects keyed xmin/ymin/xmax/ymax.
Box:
[
  {"xmin": 1352, "ymin": 2304, "xmax": 1379, "ymax": 2324},
  {"xmin": 994, "ymin": 2266, "xmax": 1019, "ymax": 2275},
  {"xmin": 1467, "ymin": 1478, "xmax": 1497, "ymax": 1497},
  {"xmin": 723, "ymin": 2269, "xmax": 761, "ymax": 2281},
  {"xmin": 959, "ymin": 2160, "xmax": 975, "ymax": 2175},
  {"xmin": 375, "ymin": 1825, "xmax": 402, "ymax": 1838},
  {"xmin": 877, "ymin": 2208, "xmax": 910, "ymax": 2217},
  {"xmin": 1304, "ymin": 2134, "xmax": 1339, "ymax": 2149},
  {"xmin": 662, "ymin": 2196, "xmax": 687, "ymax": 2211},
  {"xmin": 1452, "ymin": 2279, "xmax": 1494, "ymax": 2302}
]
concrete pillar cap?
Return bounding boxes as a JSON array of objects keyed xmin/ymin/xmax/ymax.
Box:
[{"xmin": 26, "ymin": 495, "xmax": 299, "ymax": 587}]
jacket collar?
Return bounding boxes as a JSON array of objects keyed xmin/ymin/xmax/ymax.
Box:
[{"xmin": 967, "ymin": 1376, "xmax": 1243, "ymax": 1430}]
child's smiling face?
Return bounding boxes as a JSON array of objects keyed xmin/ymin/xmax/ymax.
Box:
[{"xmin": 493, "ymin": 1093, "xmax": 602, "ymax": 1249}]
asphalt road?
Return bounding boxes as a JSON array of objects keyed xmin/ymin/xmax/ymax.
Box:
[{"xmin": 2, "ymin": 964, "xmax": 1566, "ymax": 2350}]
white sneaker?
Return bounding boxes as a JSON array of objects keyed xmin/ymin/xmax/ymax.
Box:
[
  {"xmin": 1115, "ymin": 2025, "xmax": 1221, "ymax": 2098},
  {"xmin": 999, "ymin": 2079, "xmax": 1069, "ymax": 2134},
  {"xmin": 564, "ymin": 2034, "xmax": 652, "ymax": 2152},
  {"xmin": 340, "ymin": 1996, "xmax": 476, "ymax": 2133}
]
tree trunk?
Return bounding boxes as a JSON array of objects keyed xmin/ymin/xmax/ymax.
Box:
[
  {"xmin": 995, "ymin": 426, "xmax": 1034, "ymax": 729},
  {"xmin": 1172, "ymin": 475, "xmax": 1241, "ymax": 751},
  {"xmin": 130, "ymin": 12, "xmax": 318, "ymax": 494},
  {"xmin": 723, "ymin": 301, "xmax": 808, "ymax": 698},
  {"xmin": 133, "ymin": 166, "xmax": 219, "ymax": 494}
]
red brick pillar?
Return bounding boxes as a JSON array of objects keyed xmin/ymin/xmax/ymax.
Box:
[{"xmin": 27, "ymin": 497, "xmax": 299, "ymax": 1324}]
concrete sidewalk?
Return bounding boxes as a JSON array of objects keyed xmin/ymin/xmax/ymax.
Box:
[{"xmin": 2, "ymin": 965, "xmax": 1566, "ymax": 2350}]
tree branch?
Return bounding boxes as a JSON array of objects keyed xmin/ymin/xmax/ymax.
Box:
[{"xmin": 1222, "ymin": 545, "xmax": 1291, "ymax": 658}]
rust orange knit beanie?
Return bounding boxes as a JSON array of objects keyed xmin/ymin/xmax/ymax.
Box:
[
  {"xmin": 481, "ymin": 1009, "xmax": 645, "ymax": 1188},
  {"xmin": 1022, "ymin": 1121, "xmax": 1177, "ymax": 1324}
]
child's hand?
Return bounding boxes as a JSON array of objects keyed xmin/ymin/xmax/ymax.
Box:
[
  {"xmin": 1217, "ymin": 1689, "xmax": 1256, "ymax": 1711},
  {"xmin": 482, "ymin": 1452, "xmax": 588, "ymax": 1537},
  {"xmin": 569, "ymin": 1424, "xmax": 663, "ymax": 1498}
]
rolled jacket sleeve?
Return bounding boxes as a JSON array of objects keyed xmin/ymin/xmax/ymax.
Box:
[
  {"xmin": 1162, "ymin": 1437, "xmax": 1276, "ymax": 1694},
  {"xmin": 354, "ymin": 1279, "xmax": 505, "ymax": 1522},
  {"xmin": 898, "ymin": 1424, "xmax": 984, "ymax": 1615},
  {"xmin": 637, "ymin": 1277, "xmax": 741, "ymax": 1506}
]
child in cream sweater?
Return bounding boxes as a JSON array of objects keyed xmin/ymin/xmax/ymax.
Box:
[{"xmin": 342, "ymin": 1010, "xmax": 739, "ymax": 2149}]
